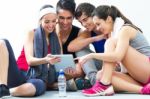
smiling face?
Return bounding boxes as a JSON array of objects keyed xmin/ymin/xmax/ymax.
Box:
[
  {"xmin": 57, "ymin": 9, "xmax": 73, "ymax": 31},
  {"xmin": 93, "ymin": 16, "xmax": 113, "ymax": 35},
  {"xmin": 40, "ymin": 13, "xmax": 57, "ymax": 34},
  {"xmin": 77, "ymin": 13, "xmax": 95, "ymax": 32}
]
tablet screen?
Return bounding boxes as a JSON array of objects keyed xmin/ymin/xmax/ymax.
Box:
[{"xmin": 52, "ymin": 54, "xmax": 76, "ymax": 72}]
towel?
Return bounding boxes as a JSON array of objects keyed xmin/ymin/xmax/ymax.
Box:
[
  {"xmin": 111, "ymin": 17, "xmax": 124, "ymax": 38},
  {"xmin": 27, "ymin": 25, "xmax": 61, "ymax": 83}
]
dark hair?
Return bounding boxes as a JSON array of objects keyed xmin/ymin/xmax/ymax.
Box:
[
  {"xmin": 92, "ymin": 5, "xmax": 142, "ymax": 32},
  {"xmin": 56, "ymin": 0, "xmax": 76, "ymax": 15},
  {"xmin": 40, "ymin": 4, "xmax": 54, "ymax": 11},
  {"xmin": 75, "ymin": 3, "xmax": 95, "ymax": 19}
]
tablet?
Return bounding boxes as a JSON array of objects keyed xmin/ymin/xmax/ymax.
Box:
[{"xmin": 52, "ymin": 54, "xmax": 76, "ymax": 72}]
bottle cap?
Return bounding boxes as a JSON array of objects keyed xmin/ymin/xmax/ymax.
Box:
[{"xmin": 59, "ymin": 69, "xmax": 64, "ymax": 75}]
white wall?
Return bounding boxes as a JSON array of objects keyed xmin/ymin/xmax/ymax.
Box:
[{"xmin": 0, "ymin": 0, "xmax": 150, "ymax": 58}]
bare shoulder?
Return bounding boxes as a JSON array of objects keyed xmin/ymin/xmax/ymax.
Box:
[
  {"xmin": 120, "ymin": 25, "xmax": 138, "ymax": 39},
  {"xmin": 24, "ymin": 29, "xmax": 35, "ymax": 42},
  {"xmin": 26, "ymin": 29, "xmax": 34, "ymax": 36}
]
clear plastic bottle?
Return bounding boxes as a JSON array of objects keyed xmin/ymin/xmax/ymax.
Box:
[{"xmin": 58, "ymin": 69, "xmax": 66, "ymax": 97}]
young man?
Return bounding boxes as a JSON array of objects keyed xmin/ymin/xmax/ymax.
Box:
[
  {"xmin": 56, "ymin": 0, "xmax": 100, "ymax": 90},
  {"xmin": 68, "ymin": 3, "xmax": 106, "ymax": 86}
]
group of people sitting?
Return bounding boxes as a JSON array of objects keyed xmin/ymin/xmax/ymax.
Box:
[{"xmin": 0, "ymin": 0, "xmax": 150, "ymax": 98}]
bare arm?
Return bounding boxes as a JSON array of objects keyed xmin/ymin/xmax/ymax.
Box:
[
  {"xmin": 24, "ymin": 30, "xmax": 61, "ymax": 66},
  {"xmin": 68, "ymin": 30, "xmax": 106, "ymax": 52},
  {"xmin": 79, "ymin": 26, "xmax": 136, "ymax": 64},
  {"xmin": 24, "ymin": 30, "xmax": 48, "ymax": 66}
]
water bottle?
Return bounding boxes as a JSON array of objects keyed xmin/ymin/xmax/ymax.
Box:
[{"xmin": 58, "ymin": 69, "xmax": 66, "ymax": 97}]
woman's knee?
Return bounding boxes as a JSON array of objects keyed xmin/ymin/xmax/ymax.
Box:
[
  {"xmin": 0, "ymin": 40, "xmax": 7, "ymax": 48},
  {"xmin": 10, "ymin": 83, "xmax": 36, "ymax": 97},
  {"xmin": 0, "ymin": 39, "xmax": 11, "ymax": 51},
  {"xmin": 0, "ymin": 40, "xmax": 9, "ymax": 56},
  {"xmin": 22, "ymin": 83, "xmax": 36, "ymax": 95},
  {"xmin": 27, "ymin": 79, "xmax": 46, "ymax": 96}
]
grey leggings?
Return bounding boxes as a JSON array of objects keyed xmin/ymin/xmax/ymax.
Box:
[{"xmin": 76, "ymin": 47, "xmax": 103, "ymax": 85}]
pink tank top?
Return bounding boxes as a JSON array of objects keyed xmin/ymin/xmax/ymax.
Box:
[
  {"xmin": 16, "ymin": 47, "xmax": 28, "ymax": 71},
  {"xmin": 17, "ymin": 45, "xmax": 51, "ymax": 71}
]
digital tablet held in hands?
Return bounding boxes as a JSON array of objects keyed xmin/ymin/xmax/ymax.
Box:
[{"xmin": 52, "ymin": 54, "xmax": 76, "ymax": 72}]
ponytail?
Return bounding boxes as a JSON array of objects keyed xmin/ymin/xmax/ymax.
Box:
[
  {"xmin": 111, "ymin": 5, "xmax": 142, "ymax": 32},
  {"xmin": 93, "ymin": 5, "xmax": 142, "ymax": 32}
]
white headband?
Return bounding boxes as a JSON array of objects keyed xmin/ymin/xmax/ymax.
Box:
[{"xmin": 39, "ymin": 7, "xmax": 56, "ymax": 20}]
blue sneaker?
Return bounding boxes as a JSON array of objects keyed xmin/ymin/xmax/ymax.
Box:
[{"xmin": 75, "ymin": 78, "xmax": 92, "ymax": 90}]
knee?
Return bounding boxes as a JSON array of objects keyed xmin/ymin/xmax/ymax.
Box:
[
  {"xmin": 10, "ymin": 83, "xmax": 36, "ymax": 96},
  {"xmin": 25, "ymin": 83, "xmax": 36, "ymax": 92},
  {"xmin": 27, "ymin": 79, "xmax": 46, "ymax": 96},
  {"xmin": 0, "ymin": 40, "xmax": 6, "ymax": 48},
  {"xmin": 21, "ymin": 83, "xmax": 36, "ymax": 95},
  {"xmin": 0, "ymin": 40, "xmax": 9, "ymax": 55},
  {"xmin": 0, "ymin": 39, "xmax": 11, "ymax": 50}
]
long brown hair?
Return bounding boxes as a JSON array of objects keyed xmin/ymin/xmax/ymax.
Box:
[{"xmin": 92, "ymin": 5, "xmax": 142, "ymax": 32}]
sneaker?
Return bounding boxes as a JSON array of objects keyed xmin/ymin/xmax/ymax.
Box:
[
  {"xmin": 0, "ymin": 84, "xmax": 10, "ymax": 98},
  {"xmin": 66, "ymin": 79, "xmax": 77, "ymax": 91},
  {"xmin": 82, "ymin": 81, "xmax": 114, "ymax": 96},
  {"xmin": 141, "ymin": 83, "xmax": 150, "ymax": 94},
  {"xmin": 75, "ymin": 78, "xmax": 92, "ymax": 90}
]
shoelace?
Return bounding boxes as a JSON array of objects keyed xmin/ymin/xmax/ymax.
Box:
[{"xmin": 92, "ymin": 83, "xmax": 107, "ymax": 93}]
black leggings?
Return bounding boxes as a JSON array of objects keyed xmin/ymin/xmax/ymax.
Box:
[{"xmin": 3, "ymin": 39, "xmax": 46, "ymax": 96}]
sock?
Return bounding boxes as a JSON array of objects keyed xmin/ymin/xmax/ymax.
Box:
[{"xmin": 99, "ymin": 81, "xmax": 111, "ymax": 86}]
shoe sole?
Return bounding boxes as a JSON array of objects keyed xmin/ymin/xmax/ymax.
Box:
[
  {"xmin": 1, "ymin": 95, "xmax": 11, "ymax": 99},
  {"xmin": 83, "ymin": 86, "xmax": 114, "ymax": 96}
]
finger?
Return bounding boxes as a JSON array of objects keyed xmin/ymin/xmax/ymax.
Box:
[
  {"xmin": 74, "ymin": 57, "xmax": 78, "ymax": 59},
  {"xmin": 77, "ymin": 63, "xmax": 82, "ymax": 67},
  {"xmin": 64, "ymin": 68, "xmax": 69, "ymax": 74},
  {"xmin": 68, "ymin": 67, "xmax": 75, "ymax": 74},
  {"xmin": 55, "ymin": 58, "xmax": 61, "ymax": 62},
  {"xmin": 47, "ymin": 54, "xmax": 51, "ymax": 56},
  {"xmin": 79, "ymin": 60, "xmax": 85, "ymax": 66},
  {"xmin": 74, "ymin": 58, "xmax": 78, "ymax": 63},
  {"xmin": 65, "ymin": 67, "xmax": 71, "ymax": 72},
  {"xmin": 47, "ymin": 54, "xmax": 54, "ymax": 58}
]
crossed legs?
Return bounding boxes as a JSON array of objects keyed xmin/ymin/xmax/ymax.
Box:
[
  {"xmin": 97, "ymin": 38, "xmax": 150, "ymax": 93},
  {"xmin": 0, "ymin": 39, "xmax": 37, "ymax": 97}
]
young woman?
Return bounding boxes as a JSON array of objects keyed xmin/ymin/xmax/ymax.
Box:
[
  {"xmin": 0, "ymin": 4, "xmax": 61, "ymax": 98},
  {"xmin": 78, "ymin": 5, "xmax": 150, "ymax": 96}
]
